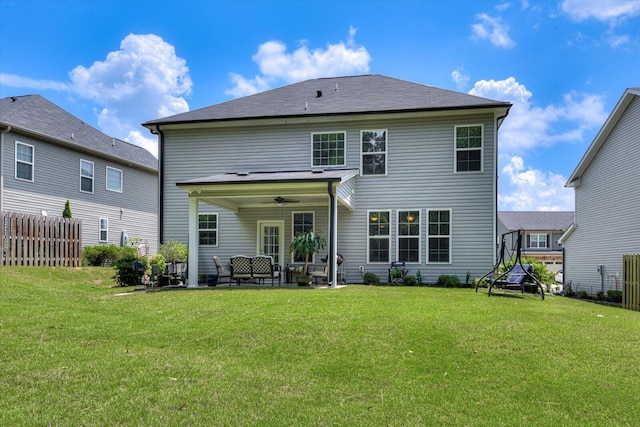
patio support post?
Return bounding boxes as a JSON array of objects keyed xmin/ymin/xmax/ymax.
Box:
[
  {"xmin": 187, "ymin": 196, "xmax": 199, "ymax": 287},
  {"xmin": 328, "ymin": 182, "xmax": 337, "ymax": 287}
]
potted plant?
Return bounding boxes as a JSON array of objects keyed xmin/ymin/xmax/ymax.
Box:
[{"xmin": 289, "ymin": 231, "xmax": 327, "ymax": 286}]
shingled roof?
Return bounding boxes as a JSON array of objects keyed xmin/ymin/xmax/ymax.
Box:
[
  {"xmin": 1, "ymin": 95, "xmax": 157, "ymax": 171},
  {"xmin": 498, "ymin": 211, "xmax": 575, "ymax": 232},
  {"xmin": 143, "ymin": 74, "xmax": 511, "ymax": 126}
]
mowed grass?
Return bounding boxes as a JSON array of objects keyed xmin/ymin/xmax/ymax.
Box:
[{"xmin": 1, "ymin": 267, "xmax": 639, "ymax": 426}]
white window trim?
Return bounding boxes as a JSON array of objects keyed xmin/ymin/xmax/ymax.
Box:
[
  {"xmin": 454, "ymin": 124, "xmax": 484, "ymax": 173},
  {"xmin": 310, "ymin": 131, "xmax": 347, "ymax": 168},
  {"xmin": 360, "ymin": 129, "xmax": 388, "ymax": 176},
  {"xmin": 198, "ymin": 212, "xmax": 219, "ymax": 247},
  {"xmin": 99, "ymin": 218, "xmax": 109, "ymax": 243},
  {"xmin": 395, "ymin": 209, "xmax": 422, "ymax": 264},
  {"xmin": 427, "ymin": 208, "xmax": 452, "ymax": 264},
  {"xmin": 367, "ymin": 209, "xmax": 391, "ymax": 264},
  {"xmin": 15, "ymin": 141, "xmax": 34, "ymax": 182},
  {"xmin": 106, "ymin": 166, "xmax": 123, "ymax": 193},
  {"xmin": 80, "ymin": 159, "xmax": 94, "ymax": 194},
  {"xmin": 528, "ymin": 233, "xmax": 549, "ymax": 249},
  {"xmin": 291, "ymin": 211, "xmax": 315, "ymax": 264}
]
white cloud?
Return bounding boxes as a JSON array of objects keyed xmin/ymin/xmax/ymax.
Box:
[
  {"xmin": 471, "ymin": 13, "xmax": 516, "ymax": 48},
  {"xmin": 225, "ymin": 26, "xmax": 371, "ymax": 97},
  {"xmin": 499, "ymin": 156, "xmax": 575, "ymax": 211},
  {"xmin": 451, "ymin": 68, "xmax": 470, "ymax": 90},
  {"xmin": 470, "ymin": 77, "xmax": 607, "ymax": 151},
  {"xmin": 561, "ymin": 0, "xmax": 640, "ymax": 22},
  {"xmin": 1, "ymin": 34, "xmax": 192, "ymax": 157}
]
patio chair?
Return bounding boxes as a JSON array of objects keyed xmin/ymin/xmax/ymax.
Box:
[
  {"xmin": 252, "ymin": 255, "xmax": 281, "ymax": 286},
  {"xmin": 212, "ymin": 256, "xmax": 232, "ymax": 285},
  {"xmin": 230, "ymin": 255, "xmax": 252, "ymax": 285},
  {"xmin": 310, "ymin": 263, "xmax": 328, "ymax": 285}
]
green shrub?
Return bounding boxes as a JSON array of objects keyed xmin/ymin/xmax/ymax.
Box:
[
  {"xmin": 148, "ymin": 253, "xmax": 166, "ymax": 275},
  {"xmin": 577, "ymin": 290, "xmax": 589, "ymax": 299},
  {"xmin": 403, "ymin": 275, "xmax": 418, "ymax": 286},
  {"xmin": 607, "ymin": 290, "xmax": 622, "ymax": 303},
  {"xmin": 159, "ymin": 240, "xmax": 188, "ymax": 263},
  {"xmin": 500, "ymin": 257, "xmax": 555, "ymax": 284},
  {"xmin": 596, "ymin": 291, "xmax": 605, "ymax": 301},
  {"xmin": 83, "ymin": 244, "xmax": 126, "ymax": 266},
  {"xmin": 113, "ymin": 254, "xmax": 147, "ymax": 287},
  {"xmin": 436, "ymin": 275, "xmax": 461, "ymax": 288},
  {"xmin": 415, "ymin": 270, "xmax": 423, "ymax": 284},
  {"xmin": 363, "ymin": 272, "xmax": 380, "ymax": 286}
]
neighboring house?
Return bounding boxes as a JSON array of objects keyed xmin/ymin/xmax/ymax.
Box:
[
  {"xmin": 497, "ymin": 211, "xmax": 574, "ymax": 273},
  {"xmin": 560, "ymin": 87, "xmax": 640, "ymax": 295},
  {"xmin": 0, "ymin": 94, "xmax": 158, "ymax": 254},
  {"xmin": 143, "ymin": 75, "xmax": 511, "ymax": 286}
]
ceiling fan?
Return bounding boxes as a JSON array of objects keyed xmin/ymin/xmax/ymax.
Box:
[{"xmin": 273, "ymin": 196, "xmax": 299, "ymax": 204}]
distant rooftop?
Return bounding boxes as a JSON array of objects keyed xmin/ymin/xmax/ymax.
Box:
[
  {"xmin": 498, "ymin": 211, "xmax": 574, "ymax": 232},
  {"xmin": 1, "ymin": 94, "xmax": 157, "ymax": 171}
]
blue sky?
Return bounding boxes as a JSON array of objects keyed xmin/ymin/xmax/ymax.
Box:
[{"xmin": 1, "ymin": 0, "xmax": 639, "ymax": 211}]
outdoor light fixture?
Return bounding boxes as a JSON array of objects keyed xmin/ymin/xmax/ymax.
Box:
[
  {"xmin": 370, "ymin": 215, "xmax": 378, "ymax": 222},
  {"xmin": 40, "ymin": 210, "xmax": 47, "ymax": 217},
  {"xmin": 406, "ymin": 213, "xmax": 415, "ymax": 222}
]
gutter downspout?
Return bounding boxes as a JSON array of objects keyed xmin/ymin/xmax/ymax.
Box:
[
  {"xmin": 0, "ymin": 125, "xmax": 11, "ymax": 212},
  {"xmin": 328, "ymin": 181, "xmax": 337, "ymax": 288},
  {"xmin": 154, "ymin": 125, "xmax": 165, "ymax": 246},
  {"xmin": 494, "ymin": 109, "xmax": 510, "ymax": 262}
]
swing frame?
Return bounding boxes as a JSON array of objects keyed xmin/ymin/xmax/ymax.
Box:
[{"xmin": 476, "ymin": 229, "xmax": 545, "ymax": 299}]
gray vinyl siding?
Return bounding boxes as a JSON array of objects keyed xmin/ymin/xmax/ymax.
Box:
[
  {"xmin": 162, "ymin": 112, "xmax": 498, "ymax": 283},
  {"xmin": 2, "ymin": 131, "xmax": 158, "ymax": 253},
  {"xmin": 564, "ymin": 96, "xmax": 640, "ymax": 294}
]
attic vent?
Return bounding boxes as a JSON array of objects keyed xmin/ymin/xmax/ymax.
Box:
[
  {"xmin": 71, "ymin": 132, "xmax": 75, "ymax": 139},
  {"xmin": 112, "ymin": 138, "xmax": 115, "ymax": 146},
  {"xmin": 315, "ymin": 90, "xmax": 322, "ymax": 98},
  {"xmin": 305, "ymin": 102, "xmax": 308, "ymax": 111},
  {"xmin": 335, "ymin": 83, "xmax": 339, "ymax": 92},
  {"xmin": 311, "ymin": 169, "xmax": 324, "ymax": 174},
  {"xmin": 236, "ymin": 172, "xmax": 249, "ymax": 176}
]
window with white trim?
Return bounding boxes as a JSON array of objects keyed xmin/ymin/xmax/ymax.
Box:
[
  {"xmin": 312, "ymin": 132, "xmax": 345, "ymax": 167},
  {"xmin": 528, "ymin": 233, "xmax": 548, "ymax": 249},
  {"xmin": 292, "ymin": 212, "xmax": 314, "ymax": 263},
  {"xmin": 455, "ymin": 125, "xmax": 483, "ymax": 172},
  {"xmin": 99, "ymin": 218, "xmax": 108, "ymax": 242},
  {"xmin": 397, "ymin": 210, "xmax": 420, "ymax": 263},
  {"xmin": 427, "ymin": 210, "xmax": 451, "ymax": 263},
  {"xmin": 368, "ymin": 210, "xmax": 390, "ymax": 263},
  {"xmin": 15, "ymin": 141, "xmax": 34, "ymax": 181},
  {"xmin": 80, "ymin": 159, "xmax": 94, "ymax": 193},
  {"xmin": 106, "ymin": 166, "xmax": 123, "ymax": 192},
  {"xmin": 361, "ymin": 129, "xmax": 387, "ymax": 175},
  {"xmin": 198, "ymin": 213, "xmax": 218, "ymax": 246}
]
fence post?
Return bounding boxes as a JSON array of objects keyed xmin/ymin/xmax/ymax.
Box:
[{"xmin": 623, "ymin": 254, "xmax": 640, "ymax": 312}]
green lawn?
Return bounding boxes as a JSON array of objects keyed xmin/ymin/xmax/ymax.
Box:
[{"xmin": 1, "ymin": 267, "xmax": 639, "ymax": 426}]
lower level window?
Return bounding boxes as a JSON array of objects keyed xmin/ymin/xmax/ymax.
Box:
[
  {"xmin": 428, "ymin": 210, "xmax": 450, "ymax": 263},
  {"xmin": 398, "ymin": 210, "xmax": 420, "ymax": 263},
  {"xmin": 199, "ymin": 213, "xmax": 218, "ymax": 245},
  {"xmin": 99, "ymin": 218, "xmax": 108, "ymax": 242},
  {"xmin": 368, "ymin": 210, "xmax": 390, "ymax": 263}
]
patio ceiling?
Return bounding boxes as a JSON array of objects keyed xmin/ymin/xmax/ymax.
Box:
[{"xmin": 176, "ymin": 169, "xmax": 359, "ymax": 212}]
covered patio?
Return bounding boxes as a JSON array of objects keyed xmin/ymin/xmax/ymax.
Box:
[{"xmin": 175, "ymin": 169, "xmax": 359, "ymax": 288}]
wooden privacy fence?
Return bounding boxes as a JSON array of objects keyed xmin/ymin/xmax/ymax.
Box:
[
  {"xmin": 623, "ymin": 254, "xmax": 640, "ymax": 312},
  {"xmin": 1, "ymin": 211, "xmax": 82, "ymax": 266}
]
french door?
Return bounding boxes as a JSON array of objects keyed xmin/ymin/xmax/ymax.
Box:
[{"xmin": 257, "ymin": 221, "xmax": 284, "ymax": 266}]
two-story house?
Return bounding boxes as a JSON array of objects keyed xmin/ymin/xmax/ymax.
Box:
[
  {"xmin": 143, "ymin": 75, "xmax": 511, "ymax": 286},
  {"xmin": 560, "ymin": 87, "xmax": 640, "ymax": 295},
  {"xmin": 1, "ymin": 95, "xmax": 158, "ymax": 255},
  {"xmin": 498, "ymin": 211, "xmax": 574, "ymax": 273}
]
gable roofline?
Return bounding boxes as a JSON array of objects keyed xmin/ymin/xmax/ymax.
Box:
[
  {"xmin": 1, "ymin": 95, "xmax": 158, "ymax": 173},
  {"xmin": 143, "ymin": 74, "xmax": 511, "ymax": 129},
  {"xmin": 566, "ymin": 87, "xmax": 640, "ymax": 188}
]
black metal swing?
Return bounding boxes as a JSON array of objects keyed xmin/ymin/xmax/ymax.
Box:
[{"xmin": 476, "ymin": 229, "xmax": 545, "ymax": 299}]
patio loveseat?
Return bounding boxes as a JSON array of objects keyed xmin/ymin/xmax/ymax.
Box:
[{"xmin": 230, "ymin": 255, "xmax": 281, "ymax": 286}]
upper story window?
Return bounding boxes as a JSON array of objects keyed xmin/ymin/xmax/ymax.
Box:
[
  {"xmin": 292, "ymin": 212, "xmax": 314, "ymax": 263},
  {"xmin": 15, "ymin": 141, "xmax": 34, "ymax": 181},
  {"xmin": 99, "ymin": 218, "xmax": 108, "ymax": 242},
  {"xmin": 80, "ymin": 160, "xmax": 94, "ymax": 193},
  {"xmin": 198, "ymin": 213, "xmax": 218, "ymax": 246},
  {"xmin": 528, "ymin": 233, "xmax": 548, "ymax": 249},
  {"xmin": 312, "ymin": 132, "xmax": 345, "ymax": 167},
  {"xmin": 455, "ymin": 125, "xmax": 483, "ymax": 172},
  {"xmin": 427, "ymin": 209, "xmax": 451, "ymax": 263},
  {"xmin": 368, "ymin": 210, "xmax": 390, "ymax": 263},
  {"xmin": 397, "ymin": 210, "xmax": 420, "ymax": 263},
  {"xmin": 361, "ymin": 130, "xmax": 387, "ymax": 175},
  {"xmin": 106, "ymin": 166, "xmax": 123, "ymax": 193}
]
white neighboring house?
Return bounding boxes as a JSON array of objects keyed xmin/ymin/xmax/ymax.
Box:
[
  {"xmin": 560, "ymin": 87, "xmax": 640, "ymax": 295},
  {"xmin": 0, "ymin": 95, "xmax": 158, "ymax": 254}
]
